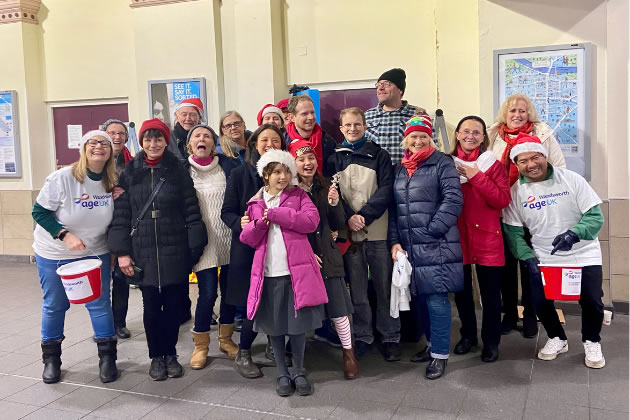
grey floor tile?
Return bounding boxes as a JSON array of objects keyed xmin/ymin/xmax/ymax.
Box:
[
  {"xmin": 272, "ymin": 393, "xmax": 338, "ymax": 419},
  {"xmin": 141, "ymin": 398, "xmax": 214, "ymax": 419},
  {"xmin": 10, "ymin": 360, "xmax": 47, "ymax": 379},
  {"xmin": 203, "ymin": 405, "xmax": 267, "ymax": 420},
  {"xmin": 5, "ymin": 381, "xmax": 79, "ymax": 406},
  {"xmin": 0, "ymin": 400, "xmax": 40, "ymax": 420},
  {"xmin": 87, "ymin": 371, "xmax": 148, "ymax": 391},
  {"xmin": 523, "ymin": 399, "xmax": 589, "ymax": 420},
  {"xmin": 392, "ymin": 406, "xmax": 457, "ymax": 420},
  {"xmin": 589, "ymin": 367, "xmax": 630, "ymax": 412},
  {"xmin": 47, "ymin": 386, "xmax": 121, "ymax": 415},
  {"xmin": 590, "ymin": 408, "xmax": 630, "ymax": 420},
  {"xmin": 0, "ymin": 374, "xmax": 39, "ymax": 399},
  {"xmin": 174, "ymin": 372, "xmax": 242, "ymax": 404},
  {"xmin": 221, "ymin": 382, "xmax": 283, "ymax": 412},
  {"xmin": 527, "ymin": 360, "xmax": 590, "ymax": 407},
  {"xmin": 345, "ymin": 377, "xmax": 411, "ymax": 404},
  {"xmin": 459, "ymin": 373, "xmax": 528, "ymax": 420},
  {"xmin": 0, "ymin": 352, "xmax": 41, "ymax": 373},
  {"xmin": 328, "ymin": 397, "xmax": 398, "ymax": 419},
  {"xmin": 87, "ymin": 393, "xmax": 165, "ymax": 420},
  {"xmin": 20, "ymin": 406, "xmax": 84, "ymax": 419},
  {"xmin": 402, "ymin": 378, "xmax": 468, "ymax": 414}
]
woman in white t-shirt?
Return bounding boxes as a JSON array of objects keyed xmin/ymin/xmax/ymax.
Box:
[{"xmin": 32, "ymin": 130, "xmax": 118, "ymax": 385}]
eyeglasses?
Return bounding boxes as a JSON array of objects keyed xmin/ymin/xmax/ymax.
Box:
[
  {"xmin": 374, "ymin": 81, "xmax": 393, "ymax": 89},
  {"xmin": 223, "ymin": 121, "xmax": 243, "ymax": 130},
  {"xmin": 87, "ymin": 139, "xmax": 111, "ymax": 148},
  {"xmin": 457, "ymin": 130, "xmax": 484, "ymax": 138},
  {"xmin": 106, "ymin": 131, "xmax": 126, "ymax": 138}
]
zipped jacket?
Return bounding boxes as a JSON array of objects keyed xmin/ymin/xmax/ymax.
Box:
[{"xmin": 107, "ymin": 150, "xmax": 207, "ymax": 289}]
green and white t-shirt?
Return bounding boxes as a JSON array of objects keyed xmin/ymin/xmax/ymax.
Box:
[
  {"xmin": 503, "ymin": 167, "xmax": 602, "ymax": 266},
  {"xmin": 33, "ymin": 166, "xmax": 113, "ymax": 259}
]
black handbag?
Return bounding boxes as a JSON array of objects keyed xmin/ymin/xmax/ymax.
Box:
[{"xmin": 117, "ymin": 176, "xmax": 166, "ymax": 286}]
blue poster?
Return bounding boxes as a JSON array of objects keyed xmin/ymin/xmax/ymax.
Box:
[{"xmin": 171, "ymin": 82, "xmax": 201, "ymax": 104}]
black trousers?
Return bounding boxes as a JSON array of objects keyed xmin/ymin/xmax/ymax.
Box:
[
  {"xmin": 111, "ymin": 267, "xmax": 129, "ymax": 329},
  {"xmin": 501, "ymin": 234, "xmax": 537, "ymax": 326},
  {"xmin": 141, "ymin": 283, "xmax": 187, "ymax": 358},
  {"xmin": 527, "ymin": 265, "xmax": 604, "ymax": 342},
  {"xmin": 454, "ymin": 264, "xmax": 503, "ymax": 346}
]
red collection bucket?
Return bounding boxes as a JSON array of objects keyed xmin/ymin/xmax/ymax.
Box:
[
  {"xmin": 539, "ymin": 264, "xmax": 583, "ymax": 301},
  {"xmin": 56, "ymin": 258, "xmax": 103, "ymax": 304}
]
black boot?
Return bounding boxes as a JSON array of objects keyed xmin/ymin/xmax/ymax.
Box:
[
  {"xmin": 425, "ymin": 358, "xmax": 447, "ymax": 380},
  {"xmin": 96, "ymin": 337, "xmax": 119, "ymax": 383},
  {"xmin": 481, "ymin": 345, "xmax": 499, "ymax": 363},
  {"xmin": 41, "ymin": 338, "xmax": 63, "ymax": 384},
  {"xmin": 234, "ymin": 349, "xmax": 263, "ymax": 379},
  {"xmin": 453, "ymin": 337, "xmax": 477, "ymax": 355},
  {"xmin": 410, "ymin": 345, "xmax": 432, "ymax": 363}
]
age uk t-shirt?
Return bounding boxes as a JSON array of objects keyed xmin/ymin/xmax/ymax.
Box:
[
  {"xmin": 33, "ymin": 166, "xmax": 113, "ymax": 259},
  {"xmin": 502, "ymin": 167, "xmax": 602, "ymax": 266}
]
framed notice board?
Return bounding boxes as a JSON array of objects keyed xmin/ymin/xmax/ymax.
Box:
[{"xmin": 0, "ymin": 90, "xmax": 21, "ymax": 178}]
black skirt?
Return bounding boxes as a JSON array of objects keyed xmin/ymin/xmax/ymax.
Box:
[
  {"xmin": 253, "ymin": 275, "xmax": 324, "ymax": 336},
  {"xmin": 323, "ymin": 276, "xmax": 354, "ymax": 318}
]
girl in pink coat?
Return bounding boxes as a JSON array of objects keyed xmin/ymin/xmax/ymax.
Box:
[{"xmin": 240, "ymin": 149, "xmax": 327, "ymax": 397}]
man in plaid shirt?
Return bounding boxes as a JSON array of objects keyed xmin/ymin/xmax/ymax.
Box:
[{"xmin": 365, "ymin": 68, "xmax": 423, "ymax": 164}]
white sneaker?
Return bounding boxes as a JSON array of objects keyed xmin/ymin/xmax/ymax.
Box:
[
  {"xmin": 583, "ymin": 340, "xmax": 605, "ymax": 368},
  {"xmin": 537, "ymin": 337, "xmax": 568, "ymax": 360}
]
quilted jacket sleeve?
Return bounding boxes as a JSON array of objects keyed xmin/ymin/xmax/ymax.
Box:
[
  {"xmin": 267, "ymin": 189, "xmax": 320, "ymax": 234},
  {"xmin": 426, "ymin": 156, "xmax": 464, "ymax": 238}
]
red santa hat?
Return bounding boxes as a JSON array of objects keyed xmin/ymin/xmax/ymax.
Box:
[
  {"xmin": 175, "ymin": 97, "xmax": 204, "ymax": 117},
  {"xmin": 509, "ymin": 133, "xmax": 548, "ymax": 161},
  {"xmin": 276, "ymin": 98, "xmax": 289, "ymax": 111},
  {"xmin": 287, "ymin": 139, "xmax": 315, "ymax": 159},
  {"xmin": 256, "ymin": 104, "xmax": 284, "ymax": 126}
]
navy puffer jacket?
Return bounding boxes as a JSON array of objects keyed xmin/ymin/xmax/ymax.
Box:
[
  {"xmin": 388, "ymin": 151, "xmax": 464, "ymax": 295},
  {"xmin": 108, "ymin": 150, "xmax": 208, "ymax": 289}
]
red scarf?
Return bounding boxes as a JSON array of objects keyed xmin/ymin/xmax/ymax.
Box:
[
  {"xmin": 145, "ymin": 156, "xmax": 162, "ymax": 168},
  {"xmin": 401, "ymin": 146, "xmax": 435, "ymax": 177},
  {"xmin": 455, "ymin": 144, "xmax": 481, "ymax": 162},
  {"xmin": 191, "ymin": 155, "xmax": 214, "ymax": 166},
  {"xmin": 122, "ymin": 147, "xmax": 133, "ymax": 164},
  {"xmin": 499, "ymin": 121, "xmax": 534, "ymax": 185},
  {"xmin": 286, "ymin": 122, "xmax": 324, "ymax": 174}
]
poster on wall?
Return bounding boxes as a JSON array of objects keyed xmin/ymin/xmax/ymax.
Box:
[
  {"xmin": 0, "ymin": 91, "xmax": 21, "ymax": 178},
  {"xmin": 494, "ymin": 43, "xmax": 592, "ymax": 179},
  {"xmin": 147, "ymin": 78, "xmax": 207, "ymax": 129}
]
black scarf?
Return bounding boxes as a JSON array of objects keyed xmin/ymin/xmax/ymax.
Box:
[{"xmin": 173, "ymin": 122, "xmax": 189, "ymax": 145}]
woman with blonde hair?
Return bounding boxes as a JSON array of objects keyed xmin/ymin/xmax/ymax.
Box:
[
  {"xmin": 489, "ymin": 93, "xmax": 565, "ymax": 338},
  {"xmin": 32, "ymin": 130, "xmax": 119, "ymax": 384},
  {"xmin": 217, "ymin": 111, "xmax": 250, "ymax": 163}
]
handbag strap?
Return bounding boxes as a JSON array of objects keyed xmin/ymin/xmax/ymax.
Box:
[{"xmin": 130, "ymin": 177, "xmax": 166, "ymax": 237}]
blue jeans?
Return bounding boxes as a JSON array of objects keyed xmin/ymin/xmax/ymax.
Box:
[
  {"xmin": 344, "ymin": 240, "xmax": 400, "ymax": 344},
  {"xmin": 36, "ymin": 253, "xmax": 115, "ymax": 341},
  {"xmin": 194, "ymin": 265, "xmax": 235, "ymax": 332},
  {"xmin": 417, "ymin": 293, "xmax": 451, "ymax": 359}
]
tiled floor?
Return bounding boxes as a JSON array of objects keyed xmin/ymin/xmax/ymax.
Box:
[{"xmin": 0, "ymin": 261, "xmax": 628, "ymax": 420}]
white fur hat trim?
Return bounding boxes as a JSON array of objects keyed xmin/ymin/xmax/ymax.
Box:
[
  {"xmin": 509, "ymin": 142, "xmax": 547, "ymax": 161},
  {"xmin": 256, "ymin": 149, "xmax": 298, "ymax": 185}
]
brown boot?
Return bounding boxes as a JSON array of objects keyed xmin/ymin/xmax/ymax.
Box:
[
  {"xmin": 343, "ymin": 347, "xmax": 359, "ymax": 379},
  {"xmin": 218, "ymin": 324, "xmax": 239, "ymax": 358},
  {"xmin": 190, "ymin": 331, "xmax": 210, "ymax": 369}
]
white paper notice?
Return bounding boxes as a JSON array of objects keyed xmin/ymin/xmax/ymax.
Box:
[
  {"xmin": 61, "ymin": 275, "xmax": 93, "ymax": 300},
  {"xmin": 561, "ymin": 268, "xmax": 582, "ymax": 296},
  {"xmin": 67, "ymin": 125, "xmax": 83, "ymax": 149}
]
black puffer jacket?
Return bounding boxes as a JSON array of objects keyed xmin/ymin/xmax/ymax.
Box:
[
  {"xmin": 220, "ymin": 161, "xmax": 263, "ymax": 306},
  {"xmin": 388, "ymin": 151, "xmax": 464, "ymax": 295},
  {"xmin": 305, "ymin": 178, "xmax": 347, "ymax": 280},
  {"xmin": 108, "ymin": 150, "xmax": 208, "ymax": 289}
]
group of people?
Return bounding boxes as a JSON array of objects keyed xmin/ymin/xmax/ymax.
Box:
[{"xmin": 31, "ymin": 67, "xmax": 607, "ymax": 397}]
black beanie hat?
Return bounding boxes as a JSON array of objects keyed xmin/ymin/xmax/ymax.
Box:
[{"xmin": 378, "ymin": 68, "xmax": 406, "ymax": 93}]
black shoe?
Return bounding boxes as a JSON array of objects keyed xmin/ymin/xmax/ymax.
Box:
[
  {"xmin": 453, "ymin": 337, "xmax": 477, "ymax": 355},
  {"xmin": 165, "ymin": 355, "xmax": 184, "ymax": 378},
  {"xmin": 522, "ymin": 321, "xmax": 538, "ymax": 339},
  {"xmin": 41, "ymin": 339, "xmax": 63, "ymax": 384},
  {"xmin": 115, "ymin": 327, "xmax": 131, "ymax": 339},
  {"xmin": 426, "ymin": 358, "xmax": 447, "ymax": 379},
  {"xmin": 276, "ymin": 375, "xmax": 295, "ymax": 397},
  {"xmin": 383, "ymin": 342, "xmax": 401, "ymax": 362},
  {"xmin": 96, "ymin": 338, "xmax": 118, "ymax": 383},
  {"xmin": 481, "ymin": 345, "xmax": 499, "ymax": 363},
  {"xmin": 354, "ymin": 341, "xmax": 371, "ymax": 359},
  {"xmin": 233, "ymin": 319, "xmax": 243, "ymax": 332},
  {"xmin": 500, "ymin": 317, "xmax": 518, "ymax": 335},
  {"xmin": 292, "ymin": 373, "xmax": 313, "ymax": 396},
  {"xmin": 210, "ymin": 312, "xmax": 218, "ymax": 326},
  {"xmin": 410, "ymin": 346, "xmax": 432, "ymax": 363},
  {"xmin": 149, "ymin": 357, "xmax": 167, "ymax": 381},
  {"xmin": 234, "ymin": 349, "xmax": 263, "ymax": 379}
]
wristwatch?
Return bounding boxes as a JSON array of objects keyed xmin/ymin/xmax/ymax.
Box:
[{"xmin": 57, "ymin": 229, "xmax": 69, "ymax": 241}]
